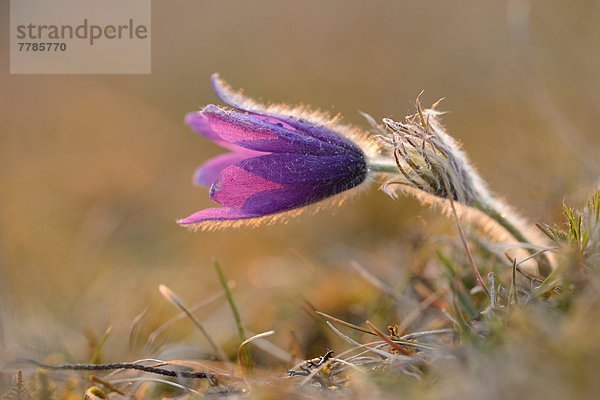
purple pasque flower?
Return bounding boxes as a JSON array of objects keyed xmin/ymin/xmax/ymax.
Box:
[{"xmin": 178, "ymin": 74, "xmax": 375, "ymax": 230}]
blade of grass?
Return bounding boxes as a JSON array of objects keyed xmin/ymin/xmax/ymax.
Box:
[
  {"xmin": 509, "ymin": 257, "xmax": 518, "ymax": 306},
  {"xmin": 145, "ymin": 290, "xmax": 226, "ymax": 350},
  {"xmin": 213, "ymin": 259, "xmax": 251, "ymax": 371},
  {"xmin": 533, "ymin": 266, "xmax": 561, "ymax": 297},
  {"xmin": 365, "ymin": 321, "xmax": 412, "ymax": 355},
  {"xmin": 315, "ymin": 311, "xmax": 376, "ymax": 336},
  {"xmin": 396, "ymin": 287, "xmax": 448, "ymax": 335},
  {"xmin": 450, "ymin": 279, "xmax": 477, "ymax": 341},
  {"xmin": 348, "ymin": 261, "xmax": 411, "ymax": 306},
  {"xmin": 450, "ymin": 201, "xmax": 489, "ymax": 296},
  {"xmin": 237, "ymin": 331, "xmax": 275, "ymax": 371},
  {"xmin": 90, "ymin": 375, "xmax": 126, "ymax": 396},
  {"xmin": 438, "ymin": 252, "xmax": 478, "ymax": 318},
  {"xmin": 128, "ymin": 308, "xmax": 148, "ymax": 358},
  {"xmin": 90, "ymin": 325, "xmax": 112, "ymax": 365},
  {"xmin": 214, "ymin": 259, "xmax": 245, "ymax": 342},
  {"xmin": 325, "ymin": 321, "xmax": 360, "ymax": 346},
  {"xmin": 158, "ymin": 284, "xmax": 228, "ymax": 361},
  {"xmin": 399, "ymin": 329, "xmax": 455, "ymax": 341},
  {"xmin": 245, "ymin": 329, "xmax": 296, "ymax": 363},
  {"xmin": 109, "ymin": 377, "xmax": 201, "ymax": 396}
]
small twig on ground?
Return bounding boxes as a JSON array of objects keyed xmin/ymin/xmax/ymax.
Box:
[
  {"xmin": 22, "ymin": 360, "xmax": 213, "ymax": 380},
  {"xmin": 366, "ymin": 321, "xmax": 412, "ymax": 355}
]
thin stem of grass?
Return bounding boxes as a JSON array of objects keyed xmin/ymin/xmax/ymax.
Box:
[
  {"xmin": 214, "ymin": 259, "xmax": 251, "ymax": 371},
  {"xmin": 214, "ymin": 259, "xmax": 245, "ymax": 342},
  {"xmin": 315, "ymin": 311, "xmax": 376, "ymax": 336},
  {"xmin": 128, "ymin": 308, "xmax": 148, "ymax": 358},
  {"xmin": 396, "ymin": 288, "xmax": 447, "ymax": 335},
  {"xmin": 90, "ymin": 325, "xmax": 112, "ymax": 365},
  {"xmin": 349, "ymin": 261, "xmax": 411, "ymax": 306},
  {"xmin": 509, "ymin": 258, "xmax": 518, "ymax": 306},
  {"xmin": 488, "ymin": 272, "xmax": 497, "ymax": 310},
  {"xmin": 474, "ymin": 200, "xmax": 552, "ymax": 276},
  {"xmin": 450, "ymin": 201, "xmax": 490, "ymax": 296},
  {"xmin": 399, "ymin": 328, "xmax": 455, "ymax": 341},
  {"xmin": 90, "ymin": 375, "xmax": 127, "ymax": 396},
  {"xmin": 237, "ymin": 331, "xmax": 275, "ymax": 371},
  {"xmin": 366, "ymin": 321, "xmax": 411, "ymax": 355},
  {"xmin": 145, "ymin": 290, "xmax": 226, "ymax": 350},
  {"xmin": 159, "ymin": 284, "xmax": 229, "ymax": 362},
  {"xmin": 109, "ymin": 377, "xmax": 202, "ymax": 395}
]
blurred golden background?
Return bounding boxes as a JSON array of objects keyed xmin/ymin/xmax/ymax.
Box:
[{"xmin": 0, "ymin": 0, "xmax": 598, "ymax": 371}]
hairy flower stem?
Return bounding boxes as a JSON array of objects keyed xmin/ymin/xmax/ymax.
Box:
[
  {"xmin": 369, "ymin": 160, "xmax": 402, "ymax": 174},
  {"xmin": 473, "ymin": 201, "xmax": 552, "ymax": 276},
  {"xmin": 368, "ymin": 159, "xmax": 552, "ymax": 277}
]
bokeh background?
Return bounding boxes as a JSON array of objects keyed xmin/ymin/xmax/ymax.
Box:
[{"xmin": 1, "ymin": 0, "xmax": 599, "ymax": 375}]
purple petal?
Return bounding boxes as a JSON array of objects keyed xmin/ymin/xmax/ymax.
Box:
[
  {"xmin": 239, "ymin": 185, "xmax": 337, "ymax": 215},
  {"xmin": 210, "ymin": 165, "xmax": 283, "ymax": 209},
  {"xmin": 209, "ymin": 153, "xmax": 367, "ymax": 214},
  {"xmin": 177, "ymin": 207, "xmax": 259, "ymax": 225},
  {"xmin": 234, "ymin": 153, "xmax": 367, "ymax": 185},
  {"xmin": 185, "ymin": 111, "xmax": 245, "ymax": 152},
  {"xmin": 193, "ymin": 151, "xmax": 259, "ymax": 187},
  {"xmin": 186, "ymin": 105, "xmax": 343, "ymax": 155},
  {"xmin": 274, "ymin": 116, "xmax": 362, "ymax": 154},
  {"xmin": 211, "ymin": 74, "xmax": 363, "ymax": 155}
]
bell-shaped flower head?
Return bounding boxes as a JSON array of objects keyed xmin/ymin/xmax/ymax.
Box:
[{"xmin": 178, "ymin": 75, "xmax": 381, "ymax": 230}]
